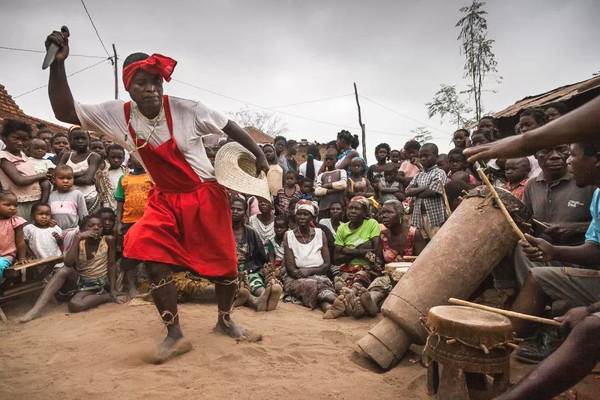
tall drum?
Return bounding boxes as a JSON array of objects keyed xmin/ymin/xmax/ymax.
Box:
[{"xmin": 357, "ymin": 187, "xmax": 530, "ymax": 369}]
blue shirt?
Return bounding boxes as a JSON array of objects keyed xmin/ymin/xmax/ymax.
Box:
[{"xmin": 584, "ymin": 188, "xmax": 600, "ymax": 244}]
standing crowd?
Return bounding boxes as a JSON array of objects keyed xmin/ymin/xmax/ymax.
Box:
[{"xmin": 1, "ymin": 100, "xmax": 598, "ymax": 369}]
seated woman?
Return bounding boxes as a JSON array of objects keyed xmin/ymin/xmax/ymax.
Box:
[
  {"xmin": 65, "ymin": 215, "xmax": 120, "ymax": 313},
  {"xmin": 282, "ymin": 200, "xmax": 337, "ymax": 312},
  {"xmin": 360, "ymin": 199, "xmax": 427, "ymax": 316},
  {"xmin": 324, "ymin": 196, "xmax": 381, "ymax": 319}
]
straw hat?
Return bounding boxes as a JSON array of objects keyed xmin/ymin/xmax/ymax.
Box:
[{"xmin": 214, "ymin": 141, "xmax": 271, "ymax": 202}]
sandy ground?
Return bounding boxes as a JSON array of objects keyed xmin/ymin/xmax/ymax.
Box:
[{"xmin": 1, "ymin": 297, "xmax": 598, "ymax": 400}]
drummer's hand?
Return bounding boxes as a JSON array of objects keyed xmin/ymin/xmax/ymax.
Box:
[
  {"xmin": 555, "ymin": 306, "xmax": 590, "ymax": 332},
  {"xmin": 45, "ymin": 29, "xmax": 69, "ymax": 62},
  {"xmin": 519, "ymin": 233, "xmax": 554, "ymax": 262},
  {"xmin": 255, "ymin": 154, "xmax": 270, "ymax": 177},
  {"xmin": 464, "ymin": 135, "xmax": 528, "ymax": 163}
]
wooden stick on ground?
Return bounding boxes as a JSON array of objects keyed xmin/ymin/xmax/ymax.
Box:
[
  {"xmin": 11, "ymin": 256, "xmax": 64, "ymax": 272},
  {"xmin": 475, "ymin": 162, "xmax": 528, "ymax": 242},
  {"xmin": 448, "ymin": 298, "xmax": 562, "ymax": 327}
]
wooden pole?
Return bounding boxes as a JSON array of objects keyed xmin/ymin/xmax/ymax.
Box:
[
  {"xmin": 475, "ymin": 161, "xmax": 527, "ymax": 242},
  {"xmin": 353, "ymin": 82, "xmax": 367, "ymax": 161},
  {"xmin": 112, "ymin": 43, "xmax": 118, "ymax": 100},
  {"xmin": 448, "ymin": 298, "xmax": 561, "ymax": 327}
]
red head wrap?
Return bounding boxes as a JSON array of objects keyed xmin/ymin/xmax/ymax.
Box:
[{"xmin": 122, "ymin": 54, "xmax": 177, "ymax": 91}]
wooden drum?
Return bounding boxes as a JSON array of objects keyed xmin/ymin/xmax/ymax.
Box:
[
  {"xmin": 358, "ymin": 186, "xmax": 530, "ymax": 370},
  {"xmin": 424, "ymin": 306, "xmax": 514, "ymax": 400}
]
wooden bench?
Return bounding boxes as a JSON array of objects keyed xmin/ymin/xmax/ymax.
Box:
[{"xmin": 0, "ymin": 256, "xmax": 63, "ymax": 322}]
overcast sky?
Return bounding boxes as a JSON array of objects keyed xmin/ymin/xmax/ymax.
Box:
[{"xmin": 1, "ymin": 0, "xmax": 599, "ymax": 160}]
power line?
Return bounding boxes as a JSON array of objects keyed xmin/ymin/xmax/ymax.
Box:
[
  {"xmin": 0, "ymin": 45, "xmax": 107, "ymax": 59},
  {"xmin": 359, "ymin": 94, "xmax": 448, "ymax": 137},
  {"xmin": 80, "ymin": 0, "xmax": 111, "ymax": 58},
  {"xmin": 14, "ymin": 58, "xmax": 110, "ymax": 99},
  {"xmin": 264, "ymin": 93, "xmax": 354, "ymax": 109}
]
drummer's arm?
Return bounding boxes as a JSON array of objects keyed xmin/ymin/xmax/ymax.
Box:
[{"xmin": 549, "ymin": 242, "xmax": 600, "ymax": 269}]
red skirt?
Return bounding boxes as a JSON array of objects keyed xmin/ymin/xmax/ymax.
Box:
[{"xmin": 123, "ymin": 182, "xmax": 237, "ymax": 278}]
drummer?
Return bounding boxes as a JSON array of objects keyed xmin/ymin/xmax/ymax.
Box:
[{"xmin": 471, "ymin": 138, "xmax": 600, "ymax": 399}]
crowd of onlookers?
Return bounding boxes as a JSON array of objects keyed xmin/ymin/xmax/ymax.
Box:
[{"xmin": 1, "ymin": 100, "xmax": 595, "ymax": 364}]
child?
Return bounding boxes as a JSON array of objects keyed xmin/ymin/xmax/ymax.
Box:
[
  {"xmin": 367, "ymin": 143, "xmax": 390, "ymax": 186},
  {"xmin": 300, "ymin": 177, "xmax": 315, "ymax": 201},
  {"xmin": 437, "ymin": 153, "xmax": 450, "ymax": 174},
  {"xmin": 266, "ymin": 215, "xmax": 289, "ymax": 267},
  {"xmin": 114, "ymin": 157, "xmax": 153, "ymax": 297},
  {"xmin": 389, "ymin": 149, "xmax": 402, "ymax": 165},
  {"xmin": 452, "ymin": 129, "xmax": 470, "ymax": 149},
  {"xmin": 447, "ymin": 148, "xmax": 478, "ymax": 185},
  {"xmin": 399, "ymin": 140, "xmax": 422, "ymax": 186},
  {"xmin": 49, "ymin": 165, "xmax": 88, "ymax": 230},
  {"xmin": 347, "ymin": 157, "xmax": 375, "ymax": 200},
  {"xmin": 503, "ymin": 158, "xmax": 531, "ymax": 201},
  {"xmin": 0, "ymin": 191, "xmax": 27, "ymax": 279},
  {"xmin": 378, "ymin": 163, "xmax": 404, "ymax": 203},
  {"xmin": 63, "ymin": 215, "xmax": 119, "ymax": 313},
  {"xmin": 23, "ymin": 204, "xmax": 63, "ymax": 266},
  {"xmin": 405, "ymin": 143, "xmax": 448, "ymax": 239},
  {"xmin": 315, "ymin": 149, "xmax": 347, "ymax": 219},
  {"xmin": 28, "ymin": 138, "xmax": 55, "ymax": 175},
  {"xmin": 59, "ymin": 127, "xmax": 102, "ymax": 214},
  {"xmin": 248, "ymin": 198, "xmax": 275, "ymax": 246},
  {"xmin": 48, "ymin": 133, "xmax": 70, "ymax": 165},
  {"xmin": 275, "ymin": 170, "xmax": 302, "ymax": 216},
  {"xmin": 0, "ymin": 119, "xmax": 50, "ymax": 220},
  {"xmin": 96, "ymin": 144, "xmax": 127, "ymax": 210}
]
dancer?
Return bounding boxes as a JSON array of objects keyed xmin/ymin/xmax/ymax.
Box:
[{"xmin": 45, "ymin": 29, "xmax": 269, "ymax": 362}]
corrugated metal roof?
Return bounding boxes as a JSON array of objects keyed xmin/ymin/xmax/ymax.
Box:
[{"xmin": 494, "ymin": 75, "xmax": 600, "ymax": 119}]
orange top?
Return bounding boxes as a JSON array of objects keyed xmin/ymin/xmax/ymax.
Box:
[{"xmin": 115, "ymin": 173, "xmax": 153, "ymax": 224}]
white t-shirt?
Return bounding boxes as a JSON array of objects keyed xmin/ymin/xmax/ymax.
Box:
[
  {"xmin": 23, "ymin": 224, "xmax": 64, "ymax": 268},
  {"xmin": 299, "ymin": 159, "xmax": 323, "ymax": 178},
  {"xmin": 74, "ymin": 96, "xmax": 228, "ymax": 181}
]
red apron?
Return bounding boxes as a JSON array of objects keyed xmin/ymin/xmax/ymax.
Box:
[{"xmin": 122, "ymin": 96, "xmax": 237, "ymax": 278}]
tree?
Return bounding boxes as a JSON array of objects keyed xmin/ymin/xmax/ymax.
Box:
[
  {"xmin": 229, "ymin": 108, "xmax": 288, "ymax": 137},
  {"xmin": 456, "ymin": 0, "xmax": 499, "ymax": 121},
  {"xmin": 426, "ymin": 84, "xmax": 473, "ymax": 128},
  {"xmin": 411, "ymin": 127, "xmax": 433, "ymax": 144}
]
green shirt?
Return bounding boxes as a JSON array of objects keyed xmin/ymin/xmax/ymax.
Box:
[{"xmin": 334, "ymin": 218, "xmax": 381, "ymax": 265}]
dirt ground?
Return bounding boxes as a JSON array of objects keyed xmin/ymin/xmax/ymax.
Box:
[{"xmin": 1, "ymin": 298, "xmax": 598, "ymax": 400}]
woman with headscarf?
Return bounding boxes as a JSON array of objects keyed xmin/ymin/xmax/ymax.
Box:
[
  {"xmin": 282, "ymin": 200, "xmax": 337, "ymax": 313},
  {"xmin": 324, "ymin": 196, "xmax": 381, "ymax": 319}
]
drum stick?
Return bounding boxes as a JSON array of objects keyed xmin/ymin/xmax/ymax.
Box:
[
  {"xmin": 448, "ymin": 298, "xmax": 562, "ymax": 327},
  {"xmin": 475, "ymin": 162, "xmax": 528, "ymax": 242},
  {"xmin": 11, "ymin": 256, "xmax": 64, "ymax": 271}
]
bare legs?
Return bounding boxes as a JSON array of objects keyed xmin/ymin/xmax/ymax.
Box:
[
  {"xmin": 19, "ymin": 267, "xmax": 77, "ymax": 323},
  {"xmin": 68, "ymin": 290, "xmax": 112, "ymax": 312},
  {"xmin": 145, "ymin": 262, "xmax": 191, "ymax": 362}
]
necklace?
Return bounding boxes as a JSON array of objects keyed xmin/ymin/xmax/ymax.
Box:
[
  {"xmin": 295, "ymin": 227, "xmax": 312, "ymax": 243},
  {"xmin": 125, "ymin": 104, "xmax": 163, "ymax": 151}
]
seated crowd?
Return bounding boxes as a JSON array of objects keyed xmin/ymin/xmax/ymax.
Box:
[{"xmin": 1, "ymin": 100, "xmax": 597, "ymax": 367}]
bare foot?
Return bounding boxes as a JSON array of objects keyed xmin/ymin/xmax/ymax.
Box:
[
  {"xmin": 255, "ymin": 286, "xmax": 271, "ymax": 312},
  {"xmin": 18, "ymin": 310, "xmax": 41, "ymax": 323},
  {"xmin": 214, "ymin": 315, "xmax": 262, "ymax": 342},
  {"xmin": 266, "ymin": 283, "xmax": 283, "ymax": 311},
  {"xmin": 147, "ymin": 335, "xmax": 193, "ymax": 364},
  {"xmin": 128, "ymin": 287, "xmax": 140, "ymax": 299},
  {"xmin": 233, "ymin": 287, "xmax": 250, "ymax": 307},
  {"xmin": 323, "ymin": 294, "xmax": 346, "ymax": 319},
  {"xmin": 358, "ymin": 288, "xmax": 378, "ymax": 317}
]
